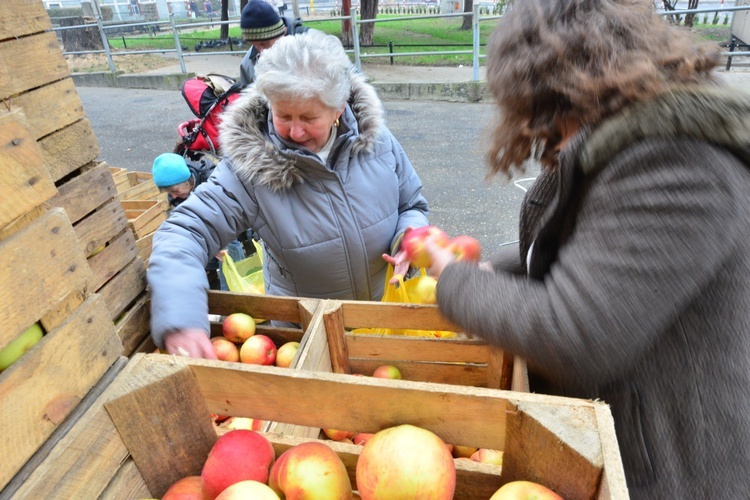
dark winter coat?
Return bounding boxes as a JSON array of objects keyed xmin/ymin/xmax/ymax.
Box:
[
  {"xmin": 238, "ymin": 17, "xmax": 310, "ymax": 86},
  {"xmin": 436, "ymin": 86, "xmax": 750, "ymax": 498}
]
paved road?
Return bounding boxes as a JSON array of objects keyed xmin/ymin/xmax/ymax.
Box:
[{"xmin": 77, "ymin": 86, "xmax": 527, "ymax": 256}]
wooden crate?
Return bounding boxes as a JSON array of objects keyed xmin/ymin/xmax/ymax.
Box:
[
  {"xmin": 299, "ymin": 299, "xmax": 528, "ymax": 392},
  {"xmin": 4, "ymin": 354, "xmax": 629, "ymax": 499},
  {"xmin": 121, "ymin": 199, "xmax": 167, "ymax": 240}
]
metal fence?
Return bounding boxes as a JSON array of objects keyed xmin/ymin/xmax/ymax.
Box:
[{"xmin": 55, "ymin": 3, "xmax": 750, "ymax": 81}]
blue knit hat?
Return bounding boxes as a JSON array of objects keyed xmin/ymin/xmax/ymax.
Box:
[
  {"xmin": 241, "ymin": 0, "xmax": 285, "ymax": 41},
  {"xmin": 152, "ymin": 153, "xmax": 191, "ymax": 187}
]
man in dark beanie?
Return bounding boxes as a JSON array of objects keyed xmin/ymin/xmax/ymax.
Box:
[{"xmin": 238, "ymin": 0, "xmax": 309, "ymax": 85}]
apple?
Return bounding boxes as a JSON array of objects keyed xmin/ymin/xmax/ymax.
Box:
[
  {"xmin": 162, "ymin": 475, "xmax": 204, "ymax": 499},
  {"xmin": 448, "ymin": 235, "xmax": 482, "ymax": 262},
  {"xmin": 489, "ymin": 480, "xmax": 563, "ymax": 500},
  {"xmin": 452, "ymin": 444, "xmax": 479, "ymax": 459},
  {"xmin": 408, "ymin": 275, "xmax": 437, "ymax": 304},
  {"xmin": 220, "ymin": 417, "xmax": 265, "ymax": 431},
  {"xmin": 269, "ymin": 441, "xmax": 352, "ymax": 500},
  {"xmin": 356, "ymin": 424, "xmax": 455, "ymax": 499},
  {"xmin": 211, "ymin": 413, "xmax": 230, "ymax": 424},
  {"xmin": 215, "ymin": 480, "xmax": 280, "ymax": 500},
  {"xmin": 275, "ymin": 341, "xmax": 300, "ymax": 368},
  {"xmin": 372, "ymin": 365, "xmax": 401, "ymax": 379},
  {"xmin": 400, "ymin": 226, "xmax": 450, "ymax": 268},
  {"xmin": 201, "ymin": 429, "xmax": 276, "ymax": 500},
  {"xmin": 323, "ymin": 428, "xmax": 356, "ymax": 442},
  {"xmin": 211, "ymin": 337, "xmax": 240, "ymax": 362},
  {"xmin": 0, "ymin": 322, "xmax": 44, "ymax": 372},
  {"xmin": 470, "ymin": 448, "xmax": 504, "ymax": 466},
  {"xmin": 352, "ymin": 433, "xmax": 374, "ymax": 446},
  {"xmin": 222, "ymin": 313, "xmax": 256, "ymax": 343},
  {"xmin": 240, "ymin": 334, "xmax": 277, "ymax": 365}
]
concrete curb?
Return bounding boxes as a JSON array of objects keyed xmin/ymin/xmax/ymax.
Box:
[{"xmin": 72, "ymin": 72, "xmax": 489, "ymax": 102}]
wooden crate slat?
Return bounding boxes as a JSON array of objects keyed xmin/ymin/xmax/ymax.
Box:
[
  {"xmin": 341, "ymin": 300, "xmax": 464, "ymax": 331},
  {"xmin": 0, "ymin": 295, "xmax": 123, "ymax": 490},
  {"xmin": 40, "ymin": 120, "xmax": 100, "ymax": 182},
  {"xmin": 0, "ymin": 109, "xmax": 57, "ymax": 230},
  {"xmin": 6, "ymin": 78, "xmax": 85, "ymax": 140},
  {"xmin": 345, "ymin": 333, "xmax": 489, "ymax": 363},
  {"xmin": 88, "ymin": 230, "xmax": 139, "ymax": 291},
  {"xmin": 207, "ymin": 291, "xmax": 308, "ymax": 323},
  {"xmin": 72, "ymin": 197, "xmax": 129, "ymax": 256},
  {"xmin": 116, "ymin": 180, "xmax": 161, "ymax": 201},
  {"xmin": 115, "ymin": 292, "xmax": 151, "ymax": 356},
  {"xmin": 98, "ymin": 459, "xmax": 152, "ymax": 500},
  {"xmin": 98, "ymin": 257, "xmax": 147, "ymax": 320},
  {"xmin": 48, "ymin": 162, "xmax": 118, "ymax": 224},
  {"xmin": 135, "ymin": 231, "xmax": 155, "ymax": 251},
  {"xmin": 0, "ymin": 208, "xmax": 92, "ymax": 348},
  {"xmin": 0, "ymin": 0, "xmax": 52, "ymax": 39},
  {"xmin": 0, "ymin": 32, "xmax": 70, "ymax": 101},
  {"xmin": 349, "ymin": 358, "xmax": 488, "ymax": 386}
]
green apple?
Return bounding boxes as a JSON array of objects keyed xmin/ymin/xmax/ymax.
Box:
[{"xmin": 0, "ymin": 322, "xmax": 44, "ymax": 372}]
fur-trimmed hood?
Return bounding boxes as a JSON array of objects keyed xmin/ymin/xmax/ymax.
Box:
[
  {"xmin": 218, "ymin": 69, "xmax": 386, "ymax": 192},
  {"xmin": 579, "ymin": 86, "xmax": 750, "ymax": 174}
]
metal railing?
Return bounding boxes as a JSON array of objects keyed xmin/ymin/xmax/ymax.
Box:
[{"xmin": 55, "ymin": 3, "xmax": 750, "ymax": 81}]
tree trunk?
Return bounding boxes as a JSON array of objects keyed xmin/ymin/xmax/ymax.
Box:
[
  {"xmin": 360, "ymin": 0, "xmax": 379, "ymax": 46},
  {"xmin": 220, "ymin": 0, "xmax": 230, "ymax": 39},
  {"xmin": 59, "ymin": 17, "xmax": 104, "ymax": 52},
  {"xmin": 341, "ymin": 0, "xmax": 352, "ymax": 47},
  {"xmin": 461, "ymin": 0, "xmax": 473, "ymax": 30},
  {"xmin": 685, "ymin": 0, "xmax": 700, "ymax": 27}
]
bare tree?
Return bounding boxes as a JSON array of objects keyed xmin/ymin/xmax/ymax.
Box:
[
  {"xmin": 341, "ymin": 0, "xmax": 352, "ymax": 46},
  {"xmin": 684, "ymin": 0, "xmax": 700, "ymax": 27},
  {"xmin": 359, "ymin": 0, "xmax": 379, "ymax": 46},
  {"xmin": 461, "ymin": 0, "xmax": 474, "ymax": 30}
]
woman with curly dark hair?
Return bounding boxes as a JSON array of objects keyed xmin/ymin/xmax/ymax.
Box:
[{"xmin": 426, "ymin": 0, "xmax": 750, "ymax": 497}]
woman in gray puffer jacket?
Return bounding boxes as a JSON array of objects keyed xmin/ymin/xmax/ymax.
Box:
[
  {"xmin": 148, "ymin": 31, "xmax": 429, "ymax": 357},
  {"xmin": 425, "ymin": 0, "xmax": 750, "ymax": 498}
]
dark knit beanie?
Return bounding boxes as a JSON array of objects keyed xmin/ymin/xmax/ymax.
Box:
[{"xmin": 241, "ymin": 0, "xmax": 285, "ymax": 41}]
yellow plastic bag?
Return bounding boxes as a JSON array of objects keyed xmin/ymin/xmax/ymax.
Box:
[
  {"xmin": 351, "ymin": 265, "xmax": 456, "ymax": 338},
  {"xmin": 221, "ymin": 239, "xmax": 264, "ymax": 295}
]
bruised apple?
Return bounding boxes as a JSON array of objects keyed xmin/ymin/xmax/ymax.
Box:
[
  {"xmin": 372, "ymin": 365, "xmax": 401, "ymax": 379},
  {"xmin": 275, "ymin": 341, "xmax": 300, "ymax": 368},
  {"xmin": 448, "ymin": 235, "xmax": 482, "ymax": 262},
  {"xmin": 401, "ymin": 226, "xmax": 450, "ymax": 268},
  {"xmin": 162, "ymin": 475, "xmax": 203, "ymax": 499},
  {"xmin": 269, "ymin": 441, "xmax": 352, "ymax": 500},
  {"xmin": 489, "ymin": 480, "xmax": 563, "ymax": 500},
  {"xmin": 470, "ymin": 448, "xmax": 504, "ymax": 466},
  {"xmin": 240, "ymin": 334, "xmax": 277, "ymax": 365},
  {"xmin": 222, "ymin": 313, "xmax": 256, "ymax": 343},
  {"xmin": 356, "ymin": 424, "xmax": 455, "ymax": 499},
  {"xmin": 216, "ymin": 480, "xmax": 280, "ymax": 500},
  {"xmin": 211, "ymin": 337, "xmax": 240, "ymax": 362},
  {"xmin": 201, "ymin": 430, "xmax": 275, "ymax": 500}
]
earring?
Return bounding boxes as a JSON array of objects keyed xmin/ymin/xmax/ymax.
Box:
[{"xmin": 334, "ymin": 118, "xmax": 340, "ymax": 128}]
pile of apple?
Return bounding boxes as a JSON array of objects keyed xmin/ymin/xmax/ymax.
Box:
[
  {"xmin": 211, "ymin": 313, "xmax": 299, "ymax": 369},
  {"xmin": 162, "ymin": 424, "xmax": 561, "ymax": 499}
]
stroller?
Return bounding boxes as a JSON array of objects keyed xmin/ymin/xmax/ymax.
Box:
[{"xmin": 173, "ymin": 73, "xmax": 245, "ymax": 161}]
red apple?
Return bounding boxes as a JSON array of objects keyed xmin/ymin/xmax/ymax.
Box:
[
  {"xmin": 400, "ymin": 226, "xmax": 450, "ymax": 268},
  {"xmin": 323, "ymin": 428, "xmax": 356, "ymax": 442},
  {"xmin": 352, "ymin": 433, "xmax": 374, "ymax": 446},
  {"xmin": 470, "ymin": 448, "xmax": 504, "ymax": 466},
  {"xmin": 222, "ymin": 313, "xmax": 256, "ymax": 343},
  {"xmin": 211, "ymin": 413, "xmax": 230, "ymax": 424},
  {"xmin": 240, "ymin": 334, "xmax": 277, "ymax": 365},
  {"xmin": 452, "ymin": 444, "xmax": 479, "ymax": 459},
  {"xmin": 448, "ymin": 235, "xmax": 482, "ymax": 262},
  {"xmin": 275, "ymin": 341, "xmax": 300, "ymax": 368},
  {"xmin": 408, "ymin": 275, "xmax": 438, "ymax": 304},
  {"xmin": 211, "ymin": 337, "xmax": 240, "ymax": 362},
  {"xmin": 201, "ymin": 429, "xmax": 275, "ymax": 500},
  {"xmin": 489, "ymin": 480, "xmax": 563, "ymax": 500},
  {"xmin": 372, "ymin": 365, "xmax": 401, "ymax": 379},
  {"xmin": 162, "ymin": 475, "xmax": 203, "ymax": 499},
  {"xmin": 356, "ymin": 424, "xmax": 455, "ymax": 499},
  {"xmin": 215, "ymin": 480, "xmax": 280, "ymax": 499},
  {"xmin": 269, "ymin": 441, "xmax": 352, "ymax": 499},
  {"xmin": 220, "ymin": 417, "xmax": 265, "ymax": 432}
]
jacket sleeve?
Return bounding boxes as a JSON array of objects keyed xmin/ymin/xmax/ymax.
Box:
[
  {"xmin": 388, "ymin": 130, "xmax": 429, "ymax": 251},
  {"xmin": 435, "ymin": 139, "xmax": 745, "ymax": 383},
  {"xmin": 147, "ymin": 162, "xmax": 257, "ymax": 348},
  {"xmin": 238, "ymin": 49, "xmax": 255, "ymax": 86}
]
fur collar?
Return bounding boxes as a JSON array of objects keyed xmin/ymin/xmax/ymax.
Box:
[
  {"xmin": 219, "ymin": 70, "xmax": 385, "ymax": 192},
  {"xmin": 578, "ymin": 86, "xmax": 750, "ymax": 174}
]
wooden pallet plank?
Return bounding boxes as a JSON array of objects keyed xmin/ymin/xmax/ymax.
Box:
[
  {"xmin": 88, "ymin": 229, "xmax": 139, "ymax": 291},
  {"xmin": 0, "ymin": 32, "xmax": 70, "ymax": 100},
  {"xmin": 115, "ymin": 292, "xmax": 151, "ymax": 356},
  {"xmin": 98, "ymin": 257, "xmax": 147, "ymax": 320},
  {"xmin": 0, "ymin": 109, "xmax": 57, "ymax": 230},
  {"xmin": 116, "ymin": 180, "xmax": 161, "ymax": 201},
  {"xmin": 48, "ymin": 162, "xmax": 118, "ymax": 224},
  {"xmin": 72, "ymin": 198, "xmax": 128, "ymax": 256},
  {"xmin": 98, "ymin": 459, "xmax": 152, "ymax": 500},
  {"xmin": 39, "ymin": 120, "xmax": 100, "ymax": 182},
  {"xmin": 6, "ymin": 79, "xmax": 85, "ymax": 140},
  {"xmin": 0, "ymin": 0, "xmax": 52, "ymax": 39},
  {"xmin": 0, "ymin": 208, "xmax": 92, "ymax": 348},
  {"xmin": 0, "ymin": 295, "xmax": 123, "ymax": 490}
]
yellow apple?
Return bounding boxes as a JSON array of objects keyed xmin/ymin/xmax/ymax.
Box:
[
  {"xmin": 216, "ymin": 480, "xmax": 280, "ymax": 499},
  {"xmin": 275, "ymin": 341, "xmax": 300, "ymax": 368},
  {"xmin": 452, "ymin": 444, "xmax": 479, "ymax": 459},
  {"xmin": 269, "ymin": 441, "xmax": 352, "ymax": 499},
  {"xmin": 470, "ymin": 448, "xmax": 504, "ymax": 466},
  {"xmin": 0, "ymin": 322, "xmax": 44, "ymax": 372},
  {"xmin": 222, "ymin": 313, "xmax": 256, "ymax": 343},
  {"xmin": 489, "ymin": 480, "xmax": 563, "ymax": 499},
  {"xmin": 372, "ymin": 365, "xmax": 401, "ymax": 379}
]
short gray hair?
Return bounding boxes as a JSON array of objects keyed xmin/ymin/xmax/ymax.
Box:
[{"xmin": 254, "ymin": 30, "xmax": 352, "ymax": 110}]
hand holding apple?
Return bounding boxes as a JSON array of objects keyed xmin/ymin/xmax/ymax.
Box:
[{"xmin": 400, "ymin": 226, "xmax": 451, "ymax": 269}]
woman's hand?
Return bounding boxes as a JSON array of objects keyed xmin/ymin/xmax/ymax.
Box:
[
  {"xmin": 164, "ymin": 329, "xmax": 218, "ymax": 360},
  {"xmin": 424, "ymin": 237, "xmax": 457, "ymax": 279},
  {"xmin": 382, "ymin": 249, "xmax": 411, "ymax": 284}
]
